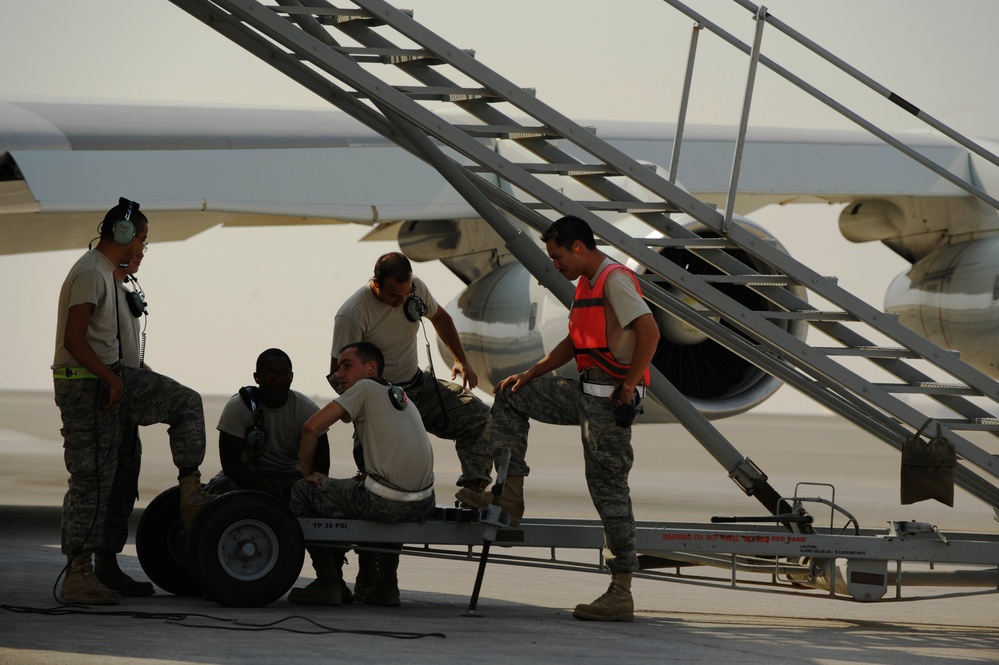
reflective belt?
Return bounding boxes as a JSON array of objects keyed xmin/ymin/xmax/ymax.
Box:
[
  {"xmin": 53, "ymin": 367, "xmax": 99, "ymax": 380},
  {"xmin": 581, "ymin": 382, "xmax": 646, "ymax": 399},
  {"xmin": 364, "ymin": 475, "xmax": 433, "ymax": 503}
]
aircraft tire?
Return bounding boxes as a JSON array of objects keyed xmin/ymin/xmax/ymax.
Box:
[
  {"xmin": 184, "ymin": 490, "xmax": 305, "ymax": 608},
  {"xmin": 135, "ymin": 485, "xmax": 201, "ymax": 596}
]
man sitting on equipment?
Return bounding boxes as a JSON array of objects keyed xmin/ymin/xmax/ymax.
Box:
[
  {"xmin": 288, "ymin": 341, "xmax": 435, "ymax": 607},
  {"xmin": 208, "ymin": 348, "xmax": 330, "ymax": 501}
]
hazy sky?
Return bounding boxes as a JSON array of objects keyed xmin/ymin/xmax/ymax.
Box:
[{"xmin": 1, "ymin": 0, "xmax": 997, "ymax": 414}]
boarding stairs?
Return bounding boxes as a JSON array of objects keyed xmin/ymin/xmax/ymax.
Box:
[{"xmin": 167, "ymin": 0, "xmax": 999, "ymax": 523}]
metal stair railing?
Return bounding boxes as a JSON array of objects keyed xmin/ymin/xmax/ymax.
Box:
[{"xmin": 166, "ymin": 0, "xmax": 999, "ymax": 515}]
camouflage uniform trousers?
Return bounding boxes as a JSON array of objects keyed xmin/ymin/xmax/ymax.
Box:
[
  {"xmin": 205, "ymin": 471, "xmax": 302, "ymax": 503},
  {"xmin": 55, "ymin": 366, "xmax": 206, "ymax": 556},
  {"xmin": 289, "ymin": 475, "xmax": 435, "ymax": 524},
  {"xmin": 489, "ymin": 376, "xmax": 638, "ymax": 573},
  {"xmin": 404, "ymin": 369, "xmax": 493, "ymax": 488},
  {"xmin": 100, "ymin": 422, "xmax": 141, "ymax": 555}
]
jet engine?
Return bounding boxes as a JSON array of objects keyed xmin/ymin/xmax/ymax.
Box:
[
  {"xmin": 885, "ymin": 235, "xmax": 999, "ymax": 377},
  {"xmin": 442, "ymin": 214, "xmax": 808, "ymax": 422}
]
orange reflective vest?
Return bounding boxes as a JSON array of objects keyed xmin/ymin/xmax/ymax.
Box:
[{"xmin": 569, "ymin": 263, "xmax": 651, "ymax": 385}]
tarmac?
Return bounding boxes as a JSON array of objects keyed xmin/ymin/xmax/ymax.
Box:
[{"xmin": 2, "ymin": 390, "xmax": 998, "ymax": 664}]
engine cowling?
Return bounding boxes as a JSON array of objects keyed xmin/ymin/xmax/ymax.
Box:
[
  {"xmin": 443, "ymin": 214, "xmax": 808, "ymax": 422},
  {"xmin": 885, "ymin": 236, "xmax": 999, "ymax": 376}
]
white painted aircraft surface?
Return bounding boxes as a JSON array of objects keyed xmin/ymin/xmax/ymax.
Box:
[{"xmin": 2, "ymin": 97, "xmax": 999, "ymax": 422}]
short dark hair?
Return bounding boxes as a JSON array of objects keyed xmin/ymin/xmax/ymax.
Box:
[
  {"xmin": 540, "ymin": 215, "xmax": 596, "ymax": 250},
  {"xmin": 99, "ymin": 198, "xmax": 148, "ymax": 240},
  {"xmin": 339, "ymin": 341, "xmax": 384, "ymax": 376},
  {"xmin": 372, "ymin": 252, "xmax": 412, "ymax": 286},
  {"xmin": 255, "ymin": 348, "xmax": 292, "ymax": 374}
]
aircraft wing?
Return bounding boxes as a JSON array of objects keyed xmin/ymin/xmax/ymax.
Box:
[{"xmin": 0, "ymin": 98, "xmax": 976, "ymax": 255}]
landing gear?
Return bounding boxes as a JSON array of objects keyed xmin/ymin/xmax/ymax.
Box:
[{"xmin": 184, "ymin": 490, "xmax": 305, "ymax": 607}]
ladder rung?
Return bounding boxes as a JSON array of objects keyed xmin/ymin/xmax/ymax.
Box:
[
  {"xmin": 456, "ymin": 125, "xmax": 561, "ymax": 140},
  {"xmin": 628, "ymin": 239, "xmax": 739, "ymax": 252},
  {"xmin": 818, "ymin": 346, "xmax": 917, "ymax": 359},
  {"xmin": 523, "ymin": 201, "xmax": 682, "ymax": 214},
  {"xmin": 818, "ymin": 346, "xmax": 961, "ymax": 360},
  {"xmin": 700, "ymin": 275, "xmax": 837, "ymax": 287},
  {"xmin": 935, "ymin": 418, "xmax": 999, "ymax": 431},
  {"xmin": 876, "ymin": 382, "xmax": 980, "ymax": 396},
  {"xmin": 518, "ymin": 163, "xmax": 619, "ymax": 176},
  {"xmin": 336, "ymin": 47, "xmax": 464, "ymax": 65},
  {"xmin": 467, "ymin": 163, "xmax": 613, "ymax": 176},
  {"xmin": 642, "ymin": 238, "xmax": 739, "ymax": 249},
  {"xmin": 269, "ymin": 5, "xmax": 412, "ymax": 25},
  {"xmin": 356, "ymin": 86, "xmax": 502, "ymax": 102},
  {"xmin": 760, "ymin": 310, "xmax": 856, "ymax": 321}
]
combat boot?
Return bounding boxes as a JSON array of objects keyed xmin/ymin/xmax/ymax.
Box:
[
  {"xmin": 288, "ymin": 548, "xmax": 344, "ymax": 606},
  {"xmin": 61, "ymin": 553, "xmax": 119, "ymax": 605},
  {"xmin": 455, "ymin": 476, "xmax": 525, "ymax": 526},
  {"xmin": 352, "ymin": 549, "xmax": 378, "ymax": 602},
  {"xmin": 572, "ymin": 572, "xmax": 634, "ymax": 622},
  {"xmin": 178, "ymin": 471, "xmax": 218, "ymax": 529},
  {"xmin": 362, "ymin": 550, "xmax": 400, "ymax": 606},
  {"xmin": 94, "ymin": 552, "xmax": 155, "ymax": 597}
]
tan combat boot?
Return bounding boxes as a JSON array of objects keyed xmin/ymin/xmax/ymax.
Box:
[
  {"xmin": 178, "ymin": 471, "xmax": 217, "ymax": 529},
  {"xmin": 62, "ymin": 553, "xmax": 120, "ymax": 605},
  {"xmin": 455, "ymin": 476, "xmax": 525, "ymax": 526},
  {"xmin": 288, "ymin": 548, "xmax": 344, "ymax": 606},
  {"xmin": 572, "ymin": 572, "xmax": 634, "ymax": 622},
  {"xmin": 94, "ymin": 552, "xmax": 154, "ymax": 597}
]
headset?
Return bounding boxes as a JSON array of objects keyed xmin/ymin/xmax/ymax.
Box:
[
  {"xmin": 370, "ymin": 376, "xmax": 408, "ymax": 411},
  {"xmin": 109, "ymin": 197, "xmax": 139, "ymax": 245},
  {"xmin": 238, "ymin": 386, "xmax": 267, "ymax": 457},
  {"xmin": 403, "ymin": 285, "xmax": 428, "ymax": 322},
  {"xmin": 122, "ymin": 275, "xmax": 148, "ymax": 318}
]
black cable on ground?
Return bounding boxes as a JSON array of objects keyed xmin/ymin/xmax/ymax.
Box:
[{"xmin": 0, "ymin": 603, "xmax": 446, "ymax": 639}]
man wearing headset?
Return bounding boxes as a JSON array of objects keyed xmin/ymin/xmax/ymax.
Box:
[
  {"xmin": 329, "ymin": 253, "xmax": 493, "ymax": 602},
  {"xmin": 290, "ymin": 341, "xmax": 435, "ymax": 607},
  {"xmin": 329, "ymin": 253, "xmax": 494, "ymax": 497},
  {"xmin": 92, "ymin": 250, "xmax": 153, "ymax": 598},
  {"xmin": 52, "ymin": 198, "xmax": 214, "ymax": 605},
  {"xmin": 209, "ymin": 348, "xmax": 330, "ymax": 501}
]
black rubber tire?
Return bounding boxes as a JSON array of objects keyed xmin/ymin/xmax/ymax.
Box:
[
  {"xmin": 184, "ymin": 490, "xmax": 305, "ymax": 608},
  {"xmin": 135, "ymin": 485, "xmax": 201, "ymax": 596}
]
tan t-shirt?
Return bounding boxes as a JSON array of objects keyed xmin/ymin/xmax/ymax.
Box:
[
  {"xmin": 331, "ymin": 276, "xmax": 439, "ymax": 384},
  {"xmin": 53, "ymin": 249, "xmax": 120, "ymax": 368},
  {"xmin": 335, "ymin": 379, "xmax": 434, "ymax": 492},
  {"xmin": 216, "ymin": 389, "xmax": 323, "ymax": 477}
]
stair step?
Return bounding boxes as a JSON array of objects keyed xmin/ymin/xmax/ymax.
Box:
[
  {"xmin": 698, "ymin": 274, "xmax": 837, "ymax": 287},
  {"xmin": 818, "ymin": 346, "xmax": 960, "ymax": 360},
  {"xmin": 936, "ymin": 418, "xmax": 999, "ymax": 431},
  {"xmin": 337, "ymin": 47, "xmax": 473, "ymax": 65},
  {"xmin": 270, "ymin": 5, "xmax": 412, "ymax": 25},
  {"xmin": 456, "ymin": 125, "xmax": 561, "ymax": 140},
  {"xmin": 876, "ymin": 382, "xmax": 980, "ymax": 396},
  {"xmin": 523, "ymin": 200, "xmax": 682, "ymax": 214},
  {"xmin": 759, "ymin": 310, "xmax": 855, "ymax": 322},
  {"xmin": 355, "ymin": 86, "xmax": 503, "ymax": 102}
]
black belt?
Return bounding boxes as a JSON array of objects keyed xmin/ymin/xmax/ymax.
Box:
[{"xmin": 580, "ymin": 368, "xmax": 613, "ymax": 382}]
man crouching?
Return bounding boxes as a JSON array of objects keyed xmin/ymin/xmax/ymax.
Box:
[{"xmin": 288, "ymin": 341, "xmax": 435, "ymax": 606}]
